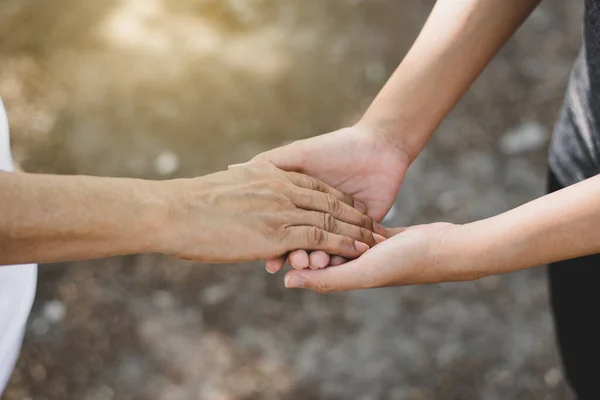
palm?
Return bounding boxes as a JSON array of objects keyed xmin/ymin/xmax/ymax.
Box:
[
  {"xmin": 255, "ymin": 127, "xmax": 409, "ymax": 222},
  {"xmin": 361, "ymin": 223, "xmax": 453, "ymax": 286},
  {"xmin": 282, "ymin": 222, "xmax": 459, "ymax": 292}
]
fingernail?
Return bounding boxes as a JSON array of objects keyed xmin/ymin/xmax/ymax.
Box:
[
  {"xmin": 265, "ymin": 263, "xmax": 276, "ymax": 274},
  {"xmin": 285, "ymin": 275, "xmax": 305, "ymax": 289},
  {"xmin": 374, "ymin": 222, "xmax": 385, "ymax": 236},
  {"xmin": 354, "ymin": 241, "xmax": 369, "ymax": 253},
  {"xmin": 374, "ymin": 234, "xmax": 386, "ymax": 244}
]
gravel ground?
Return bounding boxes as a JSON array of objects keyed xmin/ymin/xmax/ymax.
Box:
[{"xmin": 0, "ymin": 0, "xmax": 584, "ymax": 398}]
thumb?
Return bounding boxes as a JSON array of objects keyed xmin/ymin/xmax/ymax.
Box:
[
  {"xmin": 251, "ymin": 141, "xmax": 308, "ymax": 172},
  {"xmin": 283, "ymin": 258, "xmax": 375, "ymax": 293}
]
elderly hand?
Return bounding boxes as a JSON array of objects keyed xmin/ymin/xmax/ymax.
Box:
[{"xmin": 159, "ymin": 162, "xmax": 382, "ymax": 264}]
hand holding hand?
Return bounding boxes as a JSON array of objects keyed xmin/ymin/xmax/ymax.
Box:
[
  {"xmin": 252, "ymin": 125, "xmax": 410, "ymax": 271},
  {"xmin": 280, "ymin": 223, "xmax": 480, "ymax": 293},
  {"xmin": 157, "ymin": 163, "xmax": 381, "ymax": 264}
]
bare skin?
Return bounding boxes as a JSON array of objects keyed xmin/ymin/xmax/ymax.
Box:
[
  {"xmin": 256, "ymin": 0, "xmax": 541, "ymax": 272},
  {"xmin": 284, "ymin": 174, "xmax": 600, "ymax": 291},
  {"xmin": 0, "ymin": 163, "xmax": 380, "ymax": 266},
  {"xmin": 251, "ymin": 0, "xmax": 600, "ymax": 294}
]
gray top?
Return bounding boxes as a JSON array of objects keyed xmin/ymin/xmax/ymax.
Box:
[{"xmin": 549, "ymin": 0, "xmax": 600, "ymax": 186}]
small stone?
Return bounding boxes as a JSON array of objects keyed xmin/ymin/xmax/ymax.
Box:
[
  {"xmin": 154, "ymin": 151, "xmax": 180, "ymax": 176},
  {"xmin": 496, "ymin": 369, "xmax": 515, "ymax": 386},
  {"xmin": 505, "ymin": 158, "xmax": 543, "ymax": 191},
  {"xmin": 43, "ymin": 300, "xmax": 66, "ymax": 323},
  {"xmin": 479, "ymin": 275, "xmax": 501, "ymax": 290},
  {"xmin": 201, "ymin": 284, "xmax": 231, "ymax": 306},
  {"xmin": 31, "ymin": 317, "xmax": 50, "ymax": 336},
  {"xmin": 544, "ymin": 367, "xmax": 562, "ymax": 387},
  {"xmin": 30, "ymin": 363, "xmax": 47, "ymax": 382},
  {"xmin": 87, "ymin": 385, "xmax": 115, "ymax": 400},
  {"xmin": 152, "ymin": 290, "xmax": 175, "ymax": 309},
  {"xmin": 32, "ymin": 112, "xmax": 56, "ymax": 133},
  {"xmin": 436, "ymin": 191, "xmax": 460, "ymax": 212},
  {"xmin": 184, "ymin": 308, "xmax": 202, "ymax": 324},
  {"xmin": 500, "ymin": 122, "xmax": 548, "ymax": 155},
  {"xmin": 436, "ymin": 342, "xmax": 461, "ymax": 366},
  {"xmin": 365, "ymin": 61, "xmax": 387, "ymax": 84},
  {"xmin": 457, "ymin": 151, "xmax": 496, "ymax": 180}
]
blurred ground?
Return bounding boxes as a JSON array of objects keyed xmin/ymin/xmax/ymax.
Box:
[{"xmin": 0, "ymin": 0, "xmax": 584, "ymax": 399}]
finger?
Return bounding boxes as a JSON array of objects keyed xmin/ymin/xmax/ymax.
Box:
[
  {"xmin": 288, "ymin": 250, "xmax": 309, "ymax": 270},
  {"xmin": 266, "ymin": 257, "xmax": 285, "ymax": 274},
  {"xmin": 283, "ymin": 259, "xmax": 373, "ymax": 293},
  {"xmin": 374, "ymin": 234, "xmax": 387, "ymax": 244},
  {"xmin": 293, "ymin": 211, "xmax": 377, "ymax": 247},
  {"xmin": 374, "ymin": 222, "xmax": 386, "ymax": 236},
  {"xmin": 286, "ymin": 172, "xmax": 354, "ymax": 207},
  {"xmin": 292, "ymin": 189, "xmax": 374, "ymax": 232},
  {"xmin": 285, "ymin": 227, "xmax": 370, "ymax": 259},
  {"xmin": 329, "ymin": 256, "xmax": 347, "ymax": 266},
  {"xmin": 308, "ymin": 251, "xmax": 330, "ymax": 269}
]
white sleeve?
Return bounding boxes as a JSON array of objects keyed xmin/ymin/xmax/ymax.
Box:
[{"xmin": 0, "ymin": 98, "xmax": 14, "ymax": 171}]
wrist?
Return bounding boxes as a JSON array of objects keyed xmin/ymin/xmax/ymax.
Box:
[
  {"xmin": 437, "ymin": 216, "xmax": 531, "ymax": 281},
  {"xmin": 434, "ymin": 222, "xmax": 496, "ymax": 282},
  {"xmin": 353, "ymin": 118, "xmax": 416, "ymax": 168},
  {"xmin": 150, "ymin": 176, "xmax": 216, "ymax": 260},
  {"xmin": 135, "ymin": 179, "xmax": 186, "ymax": 256},
  {"xmin": 356, "ymin": 110, "xmax": 428, "ymax": 165}
]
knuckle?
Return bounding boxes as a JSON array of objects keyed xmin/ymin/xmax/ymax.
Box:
[
  {"xmin": 323, "ymin": 212, "xmax": 337, "ymax": 232},
  {"xmin": 314, "ymin": 280, "xmax": 333, "ymax": 294},
  {"xmin": 303, "ymin": 175, "xmax": 317, "ymax": 190},
  {"xmin": 281, "ymin": 225, "xmax": 295, "ymax": 242},
  {"xmin": 273, "ymin": 179, "xmax": 289, "ymax": 193},
  {"xmin": 326, "ymin": 194, "xmax": 342, "ymax": 215},
  {"xmin": 314, "ymin": 179, "xmax": 327, "ymax": 192},
  {"xmin": 280, "ymin": 182, "xmax": 296, "ymax": 198},
  {"xmin": 308, "ymin": 226, "xmax": 326, "ymax": 245},
  {"xmin": 360, "ymin": 229, "xmax": 375, "ymax": 246},
  {"xmin": 362, "ymin": 214, "xmax": 374, "ymax": 231}
]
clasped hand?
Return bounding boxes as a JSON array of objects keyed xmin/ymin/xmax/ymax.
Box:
[
  {"xmin": 163, "ymin": 162, "xmax": 382, "ymax": 263},
  {"xmin": 246, "ymin": 126, "xmax": 469, "ymax": 293}
]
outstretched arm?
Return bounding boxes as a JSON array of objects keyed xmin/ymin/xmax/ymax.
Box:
[
  {"xmin": 360, "ymin": 0, "xmax": 541, "ymax": 161},
  {"xmin": 0, "ymin": 164, "xmax": 378, "ymax": 266},
  {"xmin": 283, "ymin": 175, "xmax": 600, "ymax": 292}
]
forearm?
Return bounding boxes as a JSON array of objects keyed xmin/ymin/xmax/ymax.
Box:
[
  {"xmin": 359, "ymin": 0, "xmax": 540, "ymax": 161},
  {"xmin": 0, "ymin": 171, "xmax": 168, "ymax": 265},
  {"xmin": 444, "ymin": 175, "xmax": 600, "ymax": 279},
  {"xmin": 0, "ymin": 164, "xmax": 377, "ymax": 266}
]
